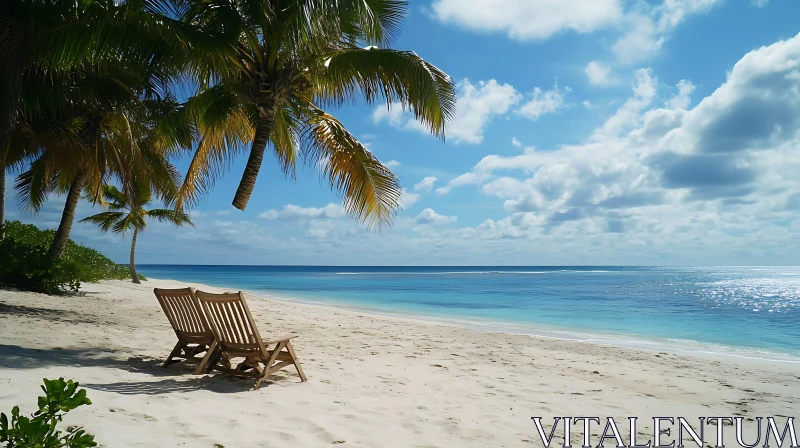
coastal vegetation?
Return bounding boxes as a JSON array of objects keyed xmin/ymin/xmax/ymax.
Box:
[
  {"xmin": 0, "ymin": 0, "xmax": 456, "ymax": 292},
  {"xmin": 0, "ymin": 221, "xmax": 140, "ymax": 294}
]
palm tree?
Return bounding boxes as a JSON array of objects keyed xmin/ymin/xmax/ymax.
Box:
[
  {"xmin": 81, "ymin": 184, "xmax": 193, "ymax": 283},
  {"xmin": 178, "ymin": 0, "xmax": 456, "ymax": 228},
  {"xmin": 12, "ymin": 65, "xmax": 186, "ymax": 264},
  {"xmin": 3, "ymin": 0, "xmax": 227, "ymax": 261}
]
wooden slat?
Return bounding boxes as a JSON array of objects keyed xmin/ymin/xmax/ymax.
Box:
[
  {"xmin": 179, "ymin": 296, "xmax": 197, "ymax": 332},
  {"xmin": 172, "ymin": 297, "xmax": 190, "ymax": 332},
  {"xmin": 153, "ymin": 288, "xmax": 214, "ymax": 368},
  {"xmin": 232, "ymin": 301, "xmax": 251, "ymax": 343},
  {"xmin": 223, "ymin": 301, "xmax": 242, "ymax": 344}
]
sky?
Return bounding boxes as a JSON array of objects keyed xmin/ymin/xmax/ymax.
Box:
[{"xmin": 8, "ymin": 0, "xmax": 800, "ymax": 266}]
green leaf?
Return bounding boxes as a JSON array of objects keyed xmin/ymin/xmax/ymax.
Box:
[
  {"xmin": 0, "ymin": 379, "xmax": 96, "ymax": 446},
  {"xmin": 65, "ymin": 429, "xmax": 98, "ymax": 447}
]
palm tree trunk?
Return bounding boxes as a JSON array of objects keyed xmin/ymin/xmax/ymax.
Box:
[
  {"xmin": 0, "ymin": 162, "xmax": 5, "ymax": 233},
  {"xmin": 0, "ymin": 61, "xmax": 21, "ymax": 164},
  {"xmin": 129, "ymin": 228, "xmax": 140, "ymax": 284},
  {"xmin": 0, "ymin": 55, "xmax": 21, "ymax": 237},
  {"xmin": 45, "ymin": 170, "xmax": 87, "ymax": 264},
  {"xmin": 232, "ymin": 113, "xmax": 275, "ymax": 211}
]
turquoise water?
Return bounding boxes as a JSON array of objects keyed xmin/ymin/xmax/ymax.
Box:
[{"xmin": 137, "ymin": 265, "xmax": 800, "ymax": 362}]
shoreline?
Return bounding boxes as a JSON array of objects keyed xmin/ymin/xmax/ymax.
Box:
[{"xmin": 147, "ymin": 276, "xmax": 800, "ymax": 365}]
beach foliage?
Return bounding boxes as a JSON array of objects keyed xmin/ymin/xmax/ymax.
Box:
[
  {"xmin": 0, "ymin": 378, "xmax": 96, "ymax": 448},
  {"xmin": 0, "ymin": 220, "xmax": 140, "ymax": 294}
]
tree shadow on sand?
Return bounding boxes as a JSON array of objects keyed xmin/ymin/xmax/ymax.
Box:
[
  {"xmin": 81, "ymin": 376, "xmax": 249, "ymax": 395},
  {"xmin": 0, "ymin": 344, "xmax": 172, "ymax": 373},
  {"xmin": 0, "ymin": 344, "xmax": 299, "ymax": 395},
  {"xmin": 0, "ymin": 302, "xmax": 101, "ymax": 325}
]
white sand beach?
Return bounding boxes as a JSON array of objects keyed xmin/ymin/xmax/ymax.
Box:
[{"xmin": 0, "ymin": 279, "xmax": 798, "ymax": 447}]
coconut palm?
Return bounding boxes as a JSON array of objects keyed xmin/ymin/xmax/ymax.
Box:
[
  {"xmin": 12, "ymin": 64, "xmax": 188, "ymax": 264},
  {"xmin": 81, "ymin": 183, "xmax": 193, "ymax": 283},
  {"xmin": 2, "ymin": 0, "xmax": 228, "ymax": 259},
  {"xmin": 177, "ymin": 0, "xmax": 456, "ymax": 228}
]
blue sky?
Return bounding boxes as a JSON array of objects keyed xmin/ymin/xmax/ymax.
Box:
[{"xmin": 9, "ymin": 0, "xmax": 800, "ymax": 265}]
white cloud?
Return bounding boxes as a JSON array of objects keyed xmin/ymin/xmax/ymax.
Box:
[
  {"xmin": 448, "ymin": 79, "xmax": 521, "ymax": 143},
  {"xmin": 398, "ymin": 189, "xmax": 420, "ymax": 209},
  {"xmin": 435, "ymin": 171, "xmax": 493, "ymax": 196},
  {"xmin": 430, "ymin": 0, "xmax": 623, "ymax": 41},
  {"xmin": 612, "ymin": 14, "xmax": 664, "ymax": 65},
  {"xmin": 373, "ymin": 78, "xmax": 566, "ymax": 142},
  {"xmin": 613, "ymin": 0, "xmax": 723, "ymax": 64},
  {"xmin": 414, "ymin": 208, "xmax": 458, "ymax": 225},
  {"xmin": 371, "ymin": 104, "xmax": 429, "ymax": 134},
  {"xmin": 666, "ymin": 80, "xmax": 695, "ymax": 110},
  {"xmin": 385, "ymin": 160, "xmax": 401, "ymax": 168},
  {"xmin": 431, "ymin": 0, "xmax": 721, "ymax": 64},
  {"xmin": 585, "ymin": 61, "xmax": 615, "ymax": 86},
  {"xmin": 752, "ymin": 0, "xmax": 769, "ymax": 7},
  {"xmin": 372, "ymin": 79, "xmax": 520, "ymax": 144},
  {"xmin": 413, "ymin": 176, "xmax": 438, "ymax": 193},
  {"xmin": 259, "ymin": 203, "xmax": 346, "ymax": 221},
  {"xmin": 582, "ymin": 100, "xmax": 595, "ymax": 109},
  {"xmin": 516, "ymin": 84, "xmax": 567, "ymax": 120},
  {"xmin": 371, "ymin": 105, "xmax": 403, "ymax": 126},
  {"xmin": 591, "ymin": 68, "xmax": 658, "ymax": 140},
  {"xmin": 433, "ymin": 32, "xmax": 800, "ymax": 256},
  {"xmin": 190, "ymin": 210, "xmax": 232, "ymax": 219},
  {"xmin": 306, "ymin": 228, "xmax": 330, "ymax": 239},
  {"xmin": 511, "ymin": 138, "xmax": 523, "ymax": 148}
]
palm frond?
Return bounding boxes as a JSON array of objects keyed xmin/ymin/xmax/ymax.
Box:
[
  {"xmin": 14, "ymin": 157, "xmax": 57, "ymax": 213},
  {"xmin": 319, "ymin": 47, "xmax": 457, "ymax": 138},
  {"xmin": 100, "ymin": 184, "xmax": 128, "ymax": 210},
  {"xmin": 111, "ymin": 212, "xmax": 143, "ymax": 234},
  {"xmin": 271, "ymin": 106, "xmax": 301, "ymax": 177},
  {"xmin": 339, "ymin": 0, "xmax": 407, "ymax": 46},
  {"xmin": 145, "ymin": 208, "xmax": 194, "ymax": 227},
  {"xmin": 79, "ymin": 211, "xmax": 127, "ymax": 233},
  {"xmin": 301, "ymin": 108, "xmax": 401, "ymax": 230},
  {"xmin": 176, "ymin": 85, "xmax": 253, "ymax": 210}
]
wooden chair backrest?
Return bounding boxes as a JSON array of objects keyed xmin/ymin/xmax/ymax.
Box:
[
  {"xmin": 195, "ymin": 291, "xmax": 266, "ymax": 356},
  {"xmin": 153, "ymin": 287, "xmax": 212, "ymax": 343}
]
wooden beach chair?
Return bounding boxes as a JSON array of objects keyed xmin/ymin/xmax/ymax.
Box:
[
  {"xmin": 153, "ymin": 287, "xmax": 215, "ymax": 368},
  {"xmin": 195, "ymin": 290, "xmax": 307, "ymax": 390}
]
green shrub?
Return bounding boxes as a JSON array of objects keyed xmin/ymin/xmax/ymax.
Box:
[
  {"xmin": 0, "ymin": 221, "xmax": 144, "ymax": 294},
  {"xmin": 0, "ymin": 378, "xmax": 96, "ymax": 448}
]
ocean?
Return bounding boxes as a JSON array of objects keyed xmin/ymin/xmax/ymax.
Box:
[{"xmin": 137, "ymin": 265, "xmax": 800, "ymax": 362}]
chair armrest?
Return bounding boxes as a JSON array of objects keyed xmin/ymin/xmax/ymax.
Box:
[{"xmin": 263, "ymin": 334, "xmax": 298, "ymax": 345}]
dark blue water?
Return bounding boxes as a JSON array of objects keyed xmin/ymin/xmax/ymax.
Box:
[{"xmin": 137, "ymin": 265, "xmax": 800, "ymax": 361}]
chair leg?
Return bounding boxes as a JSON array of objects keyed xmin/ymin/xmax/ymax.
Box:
[
  {"xmin": 194, "ymin": 340, "xmax": 218, "ymax": 375},
  {"xmin": 255, "ymin": 341, "xmax": 285, "ymax": 390},
  {"xmin": 204, "ymin": 349, "xmax": 222, "ymax": 374},
  {"xmin": 285, "ymin": 340, "xmax": 307, "ymax": 382},
  {"xmin": 163, "ymin": 341, "xmax": 183, "ymax": 368}
]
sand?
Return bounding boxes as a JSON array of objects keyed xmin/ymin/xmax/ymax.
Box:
[{"xmin": 0, "ymin": 279, "xmax": 797, "ymax": 447}]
